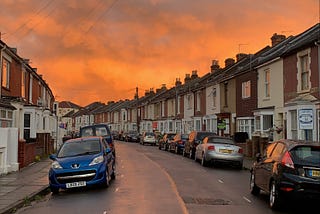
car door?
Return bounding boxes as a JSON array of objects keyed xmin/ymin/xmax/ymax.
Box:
[
  {"xmin": 195, "ymin": 137, "xmax": 206, "ymax": 160},
  {"xmin": 254, "ymin": 142, "xmax": 278, "ymax": 192}
]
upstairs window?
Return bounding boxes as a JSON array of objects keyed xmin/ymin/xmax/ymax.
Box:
[
  {"xmin": 264, "ymin": 69, "xmax": 270, "ymax": 98},
  {"xmin": 297, "ymin": 49, "xmax": 311, "ymax": 92},
  {"xmin": 242, "ymin": 80, "xmax": 251, "ymax": 98},
  {"xmin": 300, "ymin": 54, "xmax": 309, "ymax": 91},
  {"xmin": 1, "ymin": 58, "xmax": 10, "ymax": 89}
]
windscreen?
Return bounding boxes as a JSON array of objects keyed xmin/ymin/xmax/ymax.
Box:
[
  {"xmin": 290, "ymin": 146, "xmax": 320, "ymax": 167},
  {"xmin": 58, "ymin": 140, "xmax": 101, "ymax": 158}
]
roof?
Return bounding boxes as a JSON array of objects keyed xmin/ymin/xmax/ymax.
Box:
[{"xmin": 59, "ymin": 101, "xmax": 81, "ymax": 109}]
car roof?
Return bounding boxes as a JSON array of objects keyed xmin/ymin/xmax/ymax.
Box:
[
  {"xmin": 277, "ymin": 139, "xmax": 320, "ymax": 150},
  {"xmin": 65, "ymin": 136, "xmax": 102, "ymax": 143}
]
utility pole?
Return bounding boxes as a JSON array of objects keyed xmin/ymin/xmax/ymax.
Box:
[{"xmin": 135, "ymin": 87, "xmax": 140, "ymax": 134}]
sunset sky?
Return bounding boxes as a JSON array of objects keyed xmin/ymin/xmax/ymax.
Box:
[{"xmin": 0, "ymin": 0, "xmax": 319, "ymax": 106}]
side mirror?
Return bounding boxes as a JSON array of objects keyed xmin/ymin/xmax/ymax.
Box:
[
  {"xmin": 49, "ymin": 154, "xmax": 57, "ymax": 160},
  {"xmin": 105, "ymin": 147, "xmax": 111, "ymax": 154}
]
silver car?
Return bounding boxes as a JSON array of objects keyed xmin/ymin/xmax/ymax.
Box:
[{"xmin": 194, "ymin": 136, "xmax": 244, "ymax": 169}]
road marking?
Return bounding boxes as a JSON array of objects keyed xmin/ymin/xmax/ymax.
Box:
[
  {"xmin": 115, "ymin": 188, "xmax": 119, "ymax": 192},
  {"xmin": 218, "ymin": 179, "xmax": 224, "ymax": 183},
  {"xmin": 121, "ymin": 174, "xmax": 124, "ymax": 178},
  {"xmin": 144, "ymin": 154, "xmax": 189, "ymax": 214},
  {"xmin": 243, "ymin": 196, "xmax": 251, "ymax": 203},
  {"xmin": 103, "ymin": 211, "xmax": 107, "ymax": 214}
]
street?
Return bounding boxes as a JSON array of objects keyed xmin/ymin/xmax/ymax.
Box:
[{"xmin": 16, "ymin": 141, "xmax": 316, "ymax": 214}]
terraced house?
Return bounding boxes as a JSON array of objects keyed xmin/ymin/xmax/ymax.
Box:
[
  {"xmin": 0, "ymin": 40, "xmax": 56, "ymax": 174},
  {"xmin": 60, "ymin": 23, "xmax": 319, "ymax": 156}
]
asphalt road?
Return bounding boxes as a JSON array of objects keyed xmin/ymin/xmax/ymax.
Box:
[{"xmin": 16, "ymin": 141, "xmax": 317, "ymax": 214}]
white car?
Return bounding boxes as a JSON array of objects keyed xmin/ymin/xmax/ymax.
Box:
[{"xmin": 141, "ymin": 132, "xmax": 156, "ymax": 145}]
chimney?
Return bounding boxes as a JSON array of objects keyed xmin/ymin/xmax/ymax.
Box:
[
  {"xmin": 210, "ymin": 60, "xmax": 220, "ymax": 73},
  {"xmin": 184, "ymin": 74, "xmax": 191, "ymax": 83},
  {"xmin": 271, "ymin": 33, "xmax": 286, "ymax": 46},
  {"xmin": 236, "ymin": 53, "xmax": 248, "ymax": 62},
  {"xmin": 191, "ymin": 70, "xmax": 198, "ymax": 79},
  {"xmin": 224, "ymin": 58, "xmax": 235, "ymax": 68},
  {"xmin": 175, "ymin": 78, "xmax": 182, "ymax": 86}
]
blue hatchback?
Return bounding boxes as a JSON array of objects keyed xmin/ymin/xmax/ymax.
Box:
[{"xmin": 48, "ymin": 136, "xmax": 115, "ymax": 194}]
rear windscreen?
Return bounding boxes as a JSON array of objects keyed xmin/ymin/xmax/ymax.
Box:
[{"xmin": 290, "ymin": 146, "xmax": 320, "ymax": 167}]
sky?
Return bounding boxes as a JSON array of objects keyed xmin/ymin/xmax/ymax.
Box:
[{"xmin": 0, "ymin": 0, "xmax": 319, "ymax": 106}]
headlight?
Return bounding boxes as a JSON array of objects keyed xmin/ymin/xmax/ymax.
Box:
[
  {"xmin": 89, "ymin": 155, "xmax": 104, "ymax": 166},
  {"xmin": 52, "ymin": 161, "xmax": 62, "ymax": 169}
]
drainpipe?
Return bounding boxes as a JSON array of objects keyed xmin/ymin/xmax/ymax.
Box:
[{"xmin": 315, "ymin": 40, "xmax": 320, "ymax": 141}]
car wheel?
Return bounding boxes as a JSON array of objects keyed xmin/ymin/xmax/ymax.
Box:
[
  {"xmin": 201, "ymin": 153, "xmax": 208, "ymax": 167},
  {"xmin": 182, "ymin": 149, "xmax": 186, "ymax": 157},
  {"xmin": 50, "ymin": 187, "xmax": 59, "ymax": 194},
  {"xmin": 175, "ymin": 146, "xmax": 178, "ymax": 154},
  {"xmin": 111, "ymin": 165, "xmax": 116, "ymax": 180},
  {"xmin": 250, "ymin": 172, "xmax": 260, "ymax": 195},
  {"xmin": 103, "ymin": 170, "xmax": 110, "ymax": 188},
  {"xmin": 269, "ymin": 180, "xmax": 282, "ymax": 210},
  {"xmin": 189, "ymin": 149, "xmax": 193, "ymax": 159}
]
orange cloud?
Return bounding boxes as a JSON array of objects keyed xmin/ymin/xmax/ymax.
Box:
[{"xmin": 0, "ymin": 0, "xmax": 318, "ymax": 106}]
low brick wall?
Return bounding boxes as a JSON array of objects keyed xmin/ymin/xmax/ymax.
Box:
[{"xmin": 18, "ymin": 133, "xmax": 54, "ymax": 169}]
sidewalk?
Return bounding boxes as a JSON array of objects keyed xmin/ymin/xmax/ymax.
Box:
[
  {"xmin": 0, "ymin": 156, "xmax": 255, "ymax": 214},
  {"xmin": 0, "ymin": 159, "xmax": 52, "ymax": 214}
]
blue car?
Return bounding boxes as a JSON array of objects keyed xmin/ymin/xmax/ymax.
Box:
[{"xmin": 49, "ymin": 136, "xmax": 115, "ymax": 194}]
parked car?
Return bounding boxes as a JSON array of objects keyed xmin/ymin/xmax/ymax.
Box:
[
  {"xmin": 159, "ymin": 133, "xmax": 176, "ymax": 151},
  {"xmin": 48, "ymin": 136, "xmax": 116, "ymax": 194},
  {"xmin": 79, "ymin": 124, "xmax": 115, "ymax": 158},
  {"xmin": 111, "ymin": 130, "xmax": 120, "ymax": 140},
  {"xmin": 169, "ymin": 133, "xmax": 189, "ymax": 154},
  {"xmin": 183, "ymin": 131, "xmax": 216, "ymax": 159},
  {"xmin": 125, "ymin": 130, "xmax": 140, "ymax": 142},
  {"xmin": 194, "ymin": 135, "xmax": 243, "ymax": 168},
  {"xmin": 250, "ymin": 139, "xmax": 320, "ymax": 210},
  {"xmin": 141, "ymin": 132, "xmax": 156, "ymax": 145}
]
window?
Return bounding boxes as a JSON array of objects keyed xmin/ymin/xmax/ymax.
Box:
[
  {"xmin": 24, "ymin": 113, "xmax": 31, "ymax": 140},
  {"xmin": 263, "ymin": 115, "xmax": 273, "ymax": 131},
  {"xmin": 195, "ymin": 120, "xmax": 201, "ymax": 131},
  {"xmin": 224, "ymin": 82, "xmax": 228, "ymax": 107},
  {"xmin": 0, "ymin": 108, "xmax": 13, "ymax": 127},
  {"xmin": 264, "ymin": 69, "xmax": 270, "ymax": 98},
  {"xmin": 187, "ymin": 94, "xmax": 192, "ymax": 110},
  {"xmin": 210, "ymin": 88, "xmax": 217, "ymax": 108},
  {"xmin": 238, "ymin": 119, "xmax": 254, "ymax": 137},
  {"xmin": 290, "ymin": 110, "xmax": 298, "ymax": 140},
  {"xmin": 21, "ymin": 70, "xmax": 26, "ymax": 98},
  {"xmin": 255, "ymin": 116, "xmax": 261, "ymax": 131},
  {"xmin": 300, "ymin": 54, "xmax": 309, "ymax": 91},
  {"xmin": 1, "ymin": 58, "xmax": 10, "ymax": 89},
  {"xmin": 196, "ymin": 92, "xmax": 201, "ymax": 111},
  {"xmin": 177, "ymin": 96, "xmax": 181, "ymax": 114},
  {"xmin": 242, "ymin": 80, "xmax": 251, "ymax": 98}
]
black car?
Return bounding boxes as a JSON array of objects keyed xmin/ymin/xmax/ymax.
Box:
[
  {"xmin": 250, "ymin": 139, "xmax": 320, "ymax": 210},
  {"xmin": 79, "ymin": 124, "xmax": 115, "ymax": 158},
  {"xmin": 158, "ymin": 133, "xmax": 176, "ymax": 151},
  {"xmin": 183, "ymin": 131, "xmax": 216, "ymax": 159},
  {"xmin": 125, "ymin": 131, "xmax": 140, "ymax": 142}
]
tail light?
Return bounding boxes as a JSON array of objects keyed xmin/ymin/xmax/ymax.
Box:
[
  {"xmin": 208, "ymin": 145, "xmax": 215, "ymax": 151},
  {"xmin": 178, "ymin": 140, "xmax": 182, "ymax": 144},
  {"xmin": 238, "ymin": 148, "xmax": 243, "ymax": 154},
  {"xmin": 281, "ymin": 151, "xmax": 294, "ymax": 169}
]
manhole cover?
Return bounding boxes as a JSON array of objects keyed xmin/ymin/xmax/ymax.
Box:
[{"xmin": 182, "ymin": 196, "xmax": 231, "ymax": 205}]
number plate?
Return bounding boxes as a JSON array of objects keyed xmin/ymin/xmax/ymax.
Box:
[
  {"xmin": 66, "ymin": 181, "xmax": 86, "ymax": 188},
  {"xmin": 310, "ymin": 170, "xmax": 320, "ymax": 177},
  {"xmin": 219, "ymin": 149, "xmax": 232, "ymax": 154}
]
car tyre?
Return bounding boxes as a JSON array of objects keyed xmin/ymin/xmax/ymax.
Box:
[
  {"xmin": 189, "ymin": 149, "xmax": 193, "ymax": 159},
  {"xmin": 50, "ymin": 187, "xmax": 59, "ymax": 194},
  {"xmin": 250, "ymin": 172, "xmax": 260, "ymax": 195},
  {"xmin": 182, "ymin": 149, "xmax": 186, "ymax": 157},
  {"xmin": 111, "ymin": 165, "xmax": 116, "ymax": 180},
  {"xmin": 103, "ymin": 171, "xmax": 110, "ymax": 188},
  {"xmin": 175, "ymin": 146, "xmax": 178, "ymax": 154},
  {"xmin": 201, "ymin": 153, "xmax": 208, "ymax": 167},
  {"xmin": 269, "ymin": 180, "xmax": 282, "ymax": 210}
]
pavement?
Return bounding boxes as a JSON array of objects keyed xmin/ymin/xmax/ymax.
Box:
[{"xmin": 0, "ymin": 155, "xmax": 255, "ymax": 214}]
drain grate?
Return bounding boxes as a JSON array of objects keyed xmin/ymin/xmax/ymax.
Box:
[{"xmin": 182, "ymin": 196, "xmax": 231, "ymax": 205}]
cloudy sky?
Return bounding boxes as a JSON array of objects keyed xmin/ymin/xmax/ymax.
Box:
[{"xmin": 0, "ymin": 0, "xmax": 319, "ymax": 106}]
